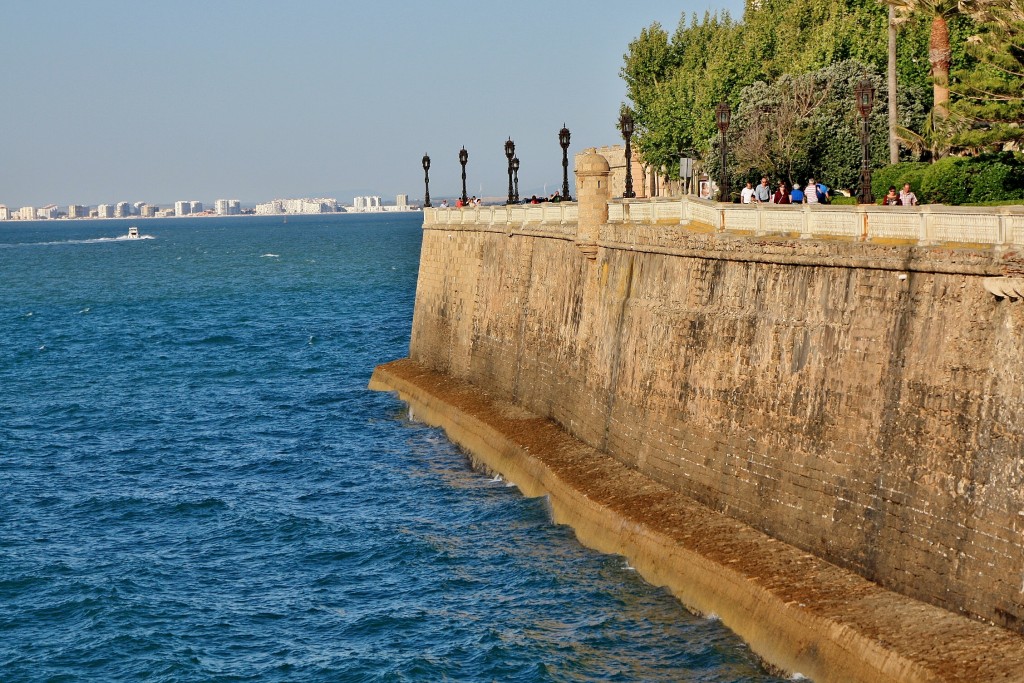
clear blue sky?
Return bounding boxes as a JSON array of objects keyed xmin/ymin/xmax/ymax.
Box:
[{"xmin": 0, "ymin": 0, "xmax": 742, "ymax": 207}]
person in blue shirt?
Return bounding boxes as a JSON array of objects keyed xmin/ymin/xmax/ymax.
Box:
[{"xmin": 790, "ymin": 183, "xmax": 805, "ymax": 204}]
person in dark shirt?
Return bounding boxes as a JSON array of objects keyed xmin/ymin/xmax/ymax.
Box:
[{"xmin": 772, "ymin": 181, "xmax": 791, "ymax": 204}]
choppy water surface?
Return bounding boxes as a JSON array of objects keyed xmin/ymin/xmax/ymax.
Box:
[{"xmin": 0, "ymin": 215, "xmax": 785, "ymax": 682}]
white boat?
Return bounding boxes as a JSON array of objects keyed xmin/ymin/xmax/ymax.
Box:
[{"xmin": 126, "ymin": 226, "xmax": 140, "ymax": 239}]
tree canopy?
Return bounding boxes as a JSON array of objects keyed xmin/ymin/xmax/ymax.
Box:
[{"xmin": 619, "ymin": 0, "xmax": 1007, "ymax": 193}]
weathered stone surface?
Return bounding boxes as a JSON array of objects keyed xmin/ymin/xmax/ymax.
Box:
[
  {"xmin": 408, "ymin": 221, "xmax": 1024, "ymax": 635},
  {"xmin": 370, "ymin": 359, "xmax": 1024, "ymax": 683}
]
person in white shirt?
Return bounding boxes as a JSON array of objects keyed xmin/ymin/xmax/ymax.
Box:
[
  {"xmin": 899, "ymin": 183, "xmax": 919, "ymax": 206},
  {"xmin": 740, "ymin": 182, "xmax": 756, "ymax": 204}
]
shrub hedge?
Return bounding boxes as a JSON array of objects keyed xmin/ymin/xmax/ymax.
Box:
[{"xmin": 872, "ymin": 153, "xmax": 1024, "ymax": 205}]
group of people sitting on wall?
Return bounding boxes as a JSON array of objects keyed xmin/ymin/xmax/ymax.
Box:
[
  {"xmin": 526, "ymin": 192, "xmax": 566, "ymax": 204},
  {"xmin": 436, "ymin": 192, "xmax": 570, "ymax": 208},
  {"xmin": 451, "ymin": 196, "xmax": 482, "ymax": 208}
]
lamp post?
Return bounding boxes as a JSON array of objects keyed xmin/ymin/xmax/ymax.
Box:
[
  {"xmin": 504, "ymin": 138, "xmax": 516, "ymax": 204},
  {"xmin": 511, "ymin": 156, "xmax": 520, "ymax": 203},
  {"xmin": 619, "ymin": 111, "xmax": 635, "ymax": 198},
  {"xmin": 458, "ymin": 147, "xmax": 469, "ymax": 205},
  {"xmin": 855, "ymin": 78, "xmax": 875, "ymax": 205},
  {"xmin": 715, "ymin": 101, "xmax": 731, "ymax": 202},
  {"xmin": 558, "ymin": 125, "xmax": 572, "ymax": 200},
  {"xmin": 421, "ymin": 154, "xmax": 431, "ymax": 208}
]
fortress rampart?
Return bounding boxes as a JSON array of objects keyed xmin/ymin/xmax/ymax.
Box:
[
  {"xmin": 410, "ymin": 150, "xmax": 1024, "ymax": 631},
  {"xmin": 373, "ymin": 148, "xmax": 1024, "ymax": 679}
]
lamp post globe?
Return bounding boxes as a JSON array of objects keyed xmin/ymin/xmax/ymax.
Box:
[
  {"xmin": 458, "ymin": 147, "xmax": 469, "ymax": 205},
  {"xmin": 558, "ymin": 125, "xmax": 572, "ymax": 201},
  {"xmin": 715, "ymin": 101, "xmax": 732, "ymax": 202},
  {"xmin": 854, "ymin": 78, "xmax": 875, "ymax": 204},
  {"xmin": 619, "ymin": 111, "xmax": 635, "ymax": 199},
  {"xmin": 421, "ymin": 154, "xmax": 431, "ymax": 208},
  {"xmin": 505, "ymin": 138, "xmax": 516, "ymax": 205},
  {"xmin": 511, "ymin": 156, "xmax": 520, "ymax": 203}
]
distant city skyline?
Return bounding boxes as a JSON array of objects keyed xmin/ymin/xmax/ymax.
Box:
[
  {"xmin": 0, "ymin": 0, "xmax": 742, "ymax": 207},
  {"xmin": 0, "ymin": 192, "xmax": 417, "ymax": 221}
]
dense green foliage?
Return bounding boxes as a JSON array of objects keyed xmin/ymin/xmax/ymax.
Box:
[
  {"xmin": 874, "ymin": 153, "xmax": 1024, "ymax": 203},
  {"xmin": 620, "ymin": 0, "xmax": 982, "ymax": 193},
  {"xmin": 711, "ymin": 62, "xmax": 931, "ymax": 190},
  {"xmin": 950, "ymin": 12, "xmax": 1024, "ymax": 150},
  {"xmin": 871, "ymin": 161, "xmax": 931, "ymax": 198}
]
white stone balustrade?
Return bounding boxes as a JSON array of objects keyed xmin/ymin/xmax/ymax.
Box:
[
  {"xmin": 424, "ymin": 203, "xmax": 577, "ymax": 227},
  {"xmin": 424, "ymin": 198, "xmax": 1024, "ymax": 247}
]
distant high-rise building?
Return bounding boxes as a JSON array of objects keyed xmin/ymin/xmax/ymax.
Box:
[
  {"xmin": 352, "ymin": 196, "xmax": 382, "ymax": 212},
  {"xmin": 0, "ymin": 205, "xmax": 12, "ymax": 220},
  {"xmin": 68, "ymin": 204, "xmax": 88, "ymax": 218},
  {"xmin": 396, "ymin": 194, "xmax": 408, "ymax": 209},
  {"xmin": 215, "ymin": 199, "xmax": 241, "ymax": 215},
  {"xmin": 139, "ymin": 204, "xmax": 157, "ymax": 218},
  {"xmin": 15, "ymin": 206, "xmax": 37, "ymax": 220},
  {"xmin": 38, "ymin": 204, "xmax": 61, "ymax": 219},
  {"xmin": 115, "ymin": 201, "xmax": 131, "ymax": 218},
  {"xmin": 97, "ymin": 204, "xmax": 115, "ymax": 218},
  {"xmin": 190, "ymin": 201, "xmax": 203, "ymax": 214},
  {"xmin": 256, "ymin": 198, "xmax": 337, "ymax": 215},
  {"xmin": 174, "ymin": 200, "xmax": 190, "ymax": 216}
]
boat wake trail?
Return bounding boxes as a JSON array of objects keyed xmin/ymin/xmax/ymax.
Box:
[{"xmin": 0, "ymin": 235, "xmax": 155, "ymax": 248}]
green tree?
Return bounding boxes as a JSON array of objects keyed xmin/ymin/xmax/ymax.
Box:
[
  {"xmin": 620, "ymin": 0, "xmax": 935, "ymax": 180},
  {"xmin": 950, "ymin": 4, "xmax": 1024, "ymax": 149},
  {"xmin": 888, "ymin": 0, "xmax": 978, "ymax": 124}
]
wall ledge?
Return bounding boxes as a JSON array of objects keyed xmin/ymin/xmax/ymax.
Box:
[{"xmin": 369, "ymin": 358, "xmax": 1024, "ymax": 683}]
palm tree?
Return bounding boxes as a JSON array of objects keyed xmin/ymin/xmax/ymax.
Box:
[
  {"xmin": 889, "ymin": 0, "xmax": 978, "ymax": 126},
  {"xmin": 888, "ymin": 3, "xmax": 900, "ymax": 163}
]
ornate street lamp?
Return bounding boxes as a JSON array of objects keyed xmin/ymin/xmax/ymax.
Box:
[
  {"xmin": 458, "ymin": 147, "xmax": 469, "ymax": 205},
  {"xmin": 505, "ymin": 138, "xmax": 516, "ymax": 204},
  {"xmin": 715, "ymin": 101, "xmax": 731, "ymax": 202},
  {"xmin": 855, "ymin": 78, "xmax": 876, "ymax": 204},
  {"xmin": 511, "ymin": 156, "xmax": 520, "ymax": 203},
  {"xmin": 559, "ymin": 124, "xmax": 572, "ymax": 201},
  {"xmin": 421, "ymin": 154, "xmax": 431, "ymax": 208},
  {"xmin": 619, "ymin": 111, "xmax": 635, "ymax": 198}
]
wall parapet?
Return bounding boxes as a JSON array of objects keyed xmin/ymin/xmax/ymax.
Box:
[
  {"xmin": 425, "ymin": 203, "xmax": 578, "ymax": 227},
  {"xmin": 425, "ymin": 198, "xmax": 1024, "ymax": 248},
  {"xmin": 611, "ymin": 196, "xmax": 1024, "ymax": 247}
]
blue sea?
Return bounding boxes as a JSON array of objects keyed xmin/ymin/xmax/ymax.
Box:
[{"xmin": 0, "ymin": 214, "xmax": 785, "ymax": 682}]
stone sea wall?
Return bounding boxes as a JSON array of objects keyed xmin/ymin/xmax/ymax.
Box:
[{"xmin": 409, "ymin": 191, "xmax": 1024, "ymax": 633}]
